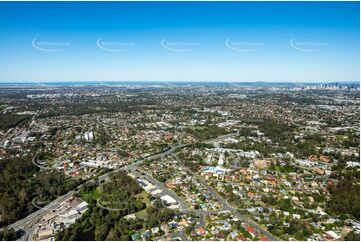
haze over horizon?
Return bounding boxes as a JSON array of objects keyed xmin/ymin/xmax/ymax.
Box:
[{"xmin": 0, "ymin": 1, "xmax": 359, "ymax": 83}]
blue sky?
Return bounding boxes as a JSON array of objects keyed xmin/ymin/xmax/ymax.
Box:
[{"xmin": 0, "ymin": 1, "xmax": 359, "ymax": 82}]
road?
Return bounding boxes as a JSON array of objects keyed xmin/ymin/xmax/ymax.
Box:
[
  {"xmin": 8, "ymin": 190, "xmax": 76, "ymax": 231},
  {"xmin": 180, "ymin": 208, "xmax": 228, "ymax": 215},
  {"xmin": 202, "ymin": 132, "xmax": 239, "ymax": 144},
  {"xmin": 139, "ymin": 131, "xmax": 278, "ymax": 240},
  {"xmin": 195, "ymin": 214, "xmax": 206, "ymax": 228},
  {"xmin": 135, "ymin": 168, "xmax": 188, "ymax": 210},
  {"xmin": 4, "ymin": 111, "xmax": 40, "ymax": 142},
  {"xmin": 7, "ymin": 131, "xmax": 278, "ymax": 241},
  {"xmin": 173, "ymin": 154, "xmax": 279, "ymax": 241},
  {"xmin": 6, "ymin": 142, "xmax": 188, "ymax": 239},
  {"xmin": 135, "ymin": 168, "xmax": 231, "ymax": 216}
]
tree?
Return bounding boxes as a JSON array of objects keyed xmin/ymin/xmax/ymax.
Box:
[
  {"xmin": 95, "ymin": 223, "xmax": 109, "ymax": 240},
  {"xmin": 345, "ymin": 231, "xmax": 360, "ymax": 241},
  {"xmin": 0, "ymin": 227, "xmax": 18, "ymax": 240},
  {"xmin": 56, "ymin": 171, "xmax": 176, "ymax": 241},
  {"xmin": 153, "ymin": 198, "xmax": 163, "ymax": 209},
  {"xmin": 135, "ymin": 200, "xmax": 145, "ymax": 210},
  {"xmin": 327, "ymin": 177, "xmax": 360, "ymax": 219},
  {"xmin": 0, "ymin": 156, "xmax": 81, "ymax": 227}
]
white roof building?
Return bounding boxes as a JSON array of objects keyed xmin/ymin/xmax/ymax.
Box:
[
  {"xmin": 325, "ymin": 231, "xmax": 341, "ymax": 240},
  {"xmin": 160, "ymin": 195, "xmax": 177, "ymax": 205},
  {"xmin": 84, "ymin": 131, "xmax": 94, "ymax": 141}
]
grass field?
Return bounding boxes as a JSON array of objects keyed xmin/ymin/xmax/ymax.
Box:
[
  {"xmin": 81, "ymin": 188, "xmax": 101, "ymax": 202},
  {"xmin": 135, "ymin": 191, "xmax": 152, "ymax": 220}
]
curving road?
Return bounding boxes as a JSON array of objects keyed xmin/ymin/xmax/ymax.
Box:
[
  {"xmin": 6, "ymin": 142, "xmax": 188, "ymax": 238},
  {"xmin": 173, "ymin": 154, "xmax": 279, "ymax": 241},
  {"xmin": 7, "ymin": 131, "xmax": 279, "ymax": 241}
]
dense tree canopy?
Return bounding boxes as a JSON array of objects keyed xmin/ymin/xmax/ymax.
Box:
[
  {"xmin": 56, "ymin": 171, "xmax": 176, "ymax": 241},
  {"xmin": 0, "ymin": 156, "xmax": 81, "ymax": 227},
  {"xmin": 0, "ymin": 114, "xmax": 30, "ymax": 130},
  {"xmin": 327, "ymin": 175, "xmax": 360, "ymax": 219}
]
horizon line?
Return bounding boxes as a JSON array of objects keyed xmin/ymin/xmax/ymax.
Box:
[{"xmin": 0, "ymin": 80, "xmax": 359, "ymax": 84}]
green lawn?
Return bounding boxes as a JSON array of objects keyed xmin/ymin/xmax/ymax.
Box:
[
  {"xmin": 135, "ymin": 191, "xmax": 151, "ymax": 204},
  {"xmin": 135, "ymin": 208, "xmax": 149, "ymax": 220},
  {"xmin": 134, "ymin": 191, "xmax": 152, "ymax": 220},
  {"xmin": 81, "ymin": 188, "xmax": 101, "ymax": 202}
]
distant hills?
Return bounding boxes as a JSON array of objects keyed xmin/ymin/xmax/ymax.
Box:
[{"xmin": 0, "ymin": 81, "xmax": 359, "ymax": 87}]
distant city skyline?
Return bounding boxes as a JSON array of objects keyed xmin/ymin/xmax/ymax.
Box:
[{"xmin": 0, "ymin": 1, "xmax": 359, "ymax": 83}]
